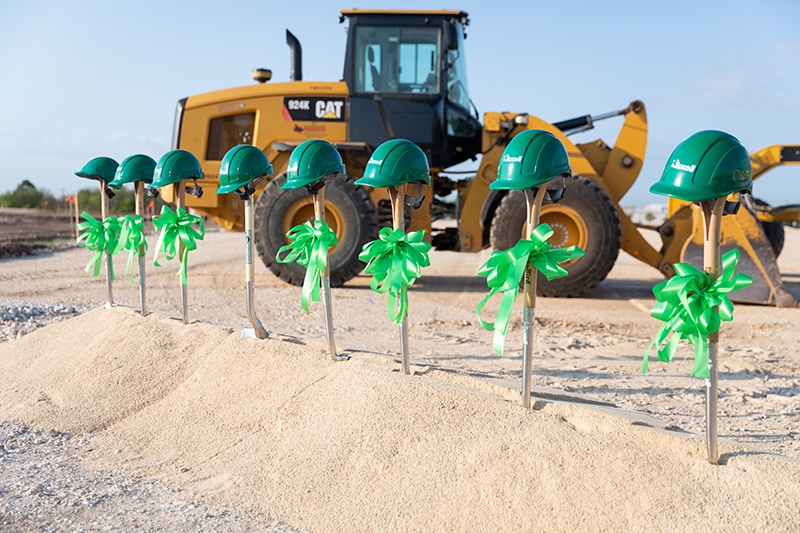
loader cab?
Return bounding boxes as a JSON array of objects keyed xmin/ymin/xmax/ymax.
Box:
[{"xmin": 341, "ymin": 10, "xmax": 482, "ymax": 169}]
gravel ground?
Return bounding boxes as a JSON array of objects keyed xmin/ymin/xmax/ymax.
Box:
[
  {"xmin": 1, "ymin": 228, "xmax": 799, "ymax": 530},
  {"xmin": 0, "ymin": 301, "xmax": 90, "ymax": 342},
  {"xmin": 0, "ymin": 421, "xmax": 307, "ymax": 532},
  {"xmin": 0, "ymin": 297, "xmax": 307, "ymax": 532}
]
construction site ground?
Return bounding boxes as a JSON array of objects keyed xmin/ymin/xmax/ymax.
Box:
[{"xmin": 1, "ymin": 215, "xmax": 799, "ymax": 531}]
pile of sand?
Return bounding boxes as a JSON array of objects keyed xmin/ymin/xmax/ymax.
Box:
[{"xmin": 1, "ymin": 307, "xmax": 798, "ymax": 531}]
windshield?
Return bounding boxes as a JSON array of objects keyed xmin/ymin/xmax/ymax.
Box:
[
  {"xmin": 353, "ymin": 26, "xmax": 440, "ymax": 94},
  {"xmin": 446, "ymin": 23, "xmax": 471, "ymax": 111}
]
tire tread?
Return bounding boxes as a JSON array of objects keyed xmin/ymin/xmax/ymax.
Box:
[
  {"xmin": 489, "ymin": 176, "xmax": 621, "ymax": 298},
  {"xmin": 254, "ymin": 174, "xmax": 377, "ymax": 287}
]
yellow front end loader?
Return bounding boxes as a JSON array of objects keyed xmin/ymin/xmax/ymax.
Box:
[{"xmin": 165, "ymin": 9, "xmax": 799, "ymax": 306}]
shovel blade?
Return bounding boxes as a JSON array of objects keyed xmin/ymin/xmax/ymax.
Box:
[{"xmin": 242, "ymin": 318, "xmax": 268, "ymax": 339}]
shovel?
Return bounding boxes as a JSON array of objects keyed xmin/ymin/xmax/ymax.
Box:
[
  {"xmin": 242, "ymin": 193, "xmax": 268, "ymax": 339},
  {"xmin": 521, "ymin": 186, "xmax": 547, "ymax": 408},
  {"xmin": 700, "ymin": 196, "xmax": 726, "ymax": 464},
  {"xmin": 388, "ymin": 183, "xmax": 411, "ymax": 375},
  {"xmin": 134, "ymin": 181, "xmax": 147, "ymax": 317},
  {"xmin": 311, "ymin": 186, "xmax": 347, "ymax": 360},
  {"xmin": 173, "ymin": 180, "xmax": 190, "ymax": 325},
  {"xmin": 100, "ymin": 181, "xmax": 114, "ymax": 309}
]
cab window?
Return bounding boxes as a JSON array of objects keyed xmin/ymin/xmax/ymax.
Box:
[
  {"xmin": 354, "ymin": 26, "xmax": 440, "ymax": 94},
  {"xmin": 206, "ymin": 113, "xmax": 255, "ymax": 161}
]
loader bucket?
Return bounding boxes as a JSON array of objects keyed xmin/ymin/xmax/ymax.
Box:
[{"xmin": 679, "ymin": 202, "xmax": 798, "ymax": 307}]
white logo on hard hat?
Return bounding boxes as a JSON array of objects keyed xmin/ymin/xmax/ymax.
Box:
[
  {"xmin": 503, "ymin": 154, "xmax": 523, "ymax": 163},
  {"xmin": 368, "ymin": 158, "xmax": 383, "ymax": 165},
  {"xmin": 671, "ymin": 159, "xmax": 696, "ymax": 172}
]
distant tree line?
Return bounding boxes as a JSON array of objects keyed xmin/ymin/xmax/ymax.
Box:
[
  {"xmin": 0, "ymin": 180, "xmax": 58, "ymax": 209},
  {"xmin": 0, "ymin": 180, "xmax": 168, "ymax": 213}
]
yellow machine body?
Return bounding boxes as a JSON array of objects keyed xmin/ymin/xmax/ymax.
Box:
[{"xmin": 171, "ymin": 9, "xmax": 798, "ymax": 306}]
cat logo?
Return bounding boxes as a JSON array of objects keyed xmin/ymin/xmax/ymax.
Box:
[{"xmin": 316, "ymin": 100, "xmax": 344, "ymax": 119}]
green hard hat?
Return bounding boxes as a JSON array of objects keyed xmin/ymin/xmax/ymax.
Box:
[
  {"xmin": 109, "ymin": 154, "xmax": 156, "ymax": 187},
  {"xmin": 490, "ymin": 129, "xmax": 571, "ymax": 191},
  {"xmin": 217, "ymin": 145, "xmax": 274, "ymax": 194},
  {"xmin": 354, "ymin": 139, "xmax": 430, "ymax": 188},
  {"xmin": 75, "ymin": 157, "xmax": 119, "ymax": 183},
  {"xmin": 281, "ymin": 139, "xmax": 345, "ymax": 190},
  {"xmin": 151, "ymin": 149, "xmax": 204, "ymax": 188},
  {"xmin": 650, "ymin": 130, "xmax": 752, "ymax": 202}
]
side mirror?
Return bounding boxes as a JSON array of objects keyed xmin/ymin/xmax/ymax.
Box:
[{"xmin": 444, "ymin": 22, "xmax": 459, "ymax": 51}]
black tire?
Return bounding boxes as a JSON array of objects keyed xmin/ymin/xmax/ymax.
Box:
[
  {"xmin": 753, "ymin": 198, "xmax": 784, "ymax": 258},
  {"xmin": 489, "ymin": 175, "xmax": 621, "ymax": 297},
  {"xmin": 254, "ymin": 173, "xmax": 378, "ymax": 287}
]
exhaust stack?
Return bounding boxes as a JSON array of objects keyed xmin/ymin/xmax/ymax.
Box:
[{"xmin": 286, "ymin": 29, "xmax": 302, "ymax": 82}]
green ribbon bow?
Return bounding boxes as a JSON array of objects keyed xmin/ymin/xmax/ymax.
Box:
[
  {"xmin": 643, "ymin": 249, "xmax": 752, "ymax": 379},
  {"xmin": 76, "ymin": 212, "xmax": 124, "ymax": 278},
  {"xmin": 358, "ymin": 227, "xmax": 432, "ymax": 324},
  {"xmin": 118, "ymin": 215, "xmax": 148, "ymax": 284},
  {"xmin": 276, "ymin": 220, "xmax": 339, "ymax": 312},
  {"xmin": 152, "ymin": 205, "xmax": 205, "ymax": 285},
  {"xmin": 476, "ymin": 223, "xmax": 584, "ymax": 355}
]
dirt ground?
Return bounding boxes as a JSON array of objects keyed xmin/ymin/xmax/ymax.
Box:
[
  {"xmin": 0, "ymin": 208, "xmax": 82, "ymax": 259},
  {"xmin": 2, "ymin": 219, "xmax": 800, "ymax": 531},
  {"xmin": 1, "ymin": 221, "xmax": 798, "ymax": 460},
  {"xmin": 0, "ymin": 208, "xmax": 77, "ymax": 242}
]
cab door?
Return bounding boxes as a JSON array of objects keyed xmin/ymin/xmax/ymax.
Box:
[
  {"xmin": 440, "ymin": 21, "xmax": 481, "ymax": 169},
  {"xmin": 343, "ymin": 19, "xmax": 480, "ymax": 170},
  {"xmin": 345, "ymin": 24, "xmax": 444, "ymax": 164}
]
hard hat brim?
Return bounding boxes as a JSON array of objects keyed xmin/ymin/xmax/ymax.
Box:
[
  {"xmin": 353, "ymin": 176, "xmax": 390, "ymax": 188},
  {"xmin": 149, "ymin": 179, "xmax": 176, "ymax": 189},
  {"xmin": 281, "ymin": 173, "xmax": 338, "ymax": 190},
  {"xmin": 649, "ymin": 181, "xmax": 712, "ymax": 202},
  {"xmin": 216, "ymin": 173, "xmax": 271, "ymax": 194},
  {"xmin": 489, "ymin": 173, "xmax": 567, "ymax": 191},
  {"xmin": 75, "ymin": 171, "xmax": 101, "ymax": 180},
  {"xmin": 354, "ymin": 176, "xmax": 430, "ymax": 188},
  {"xmin": 109, "ymin": 176, "xmax": 153, "ymax": 188},
  {"xmin": 649, "ymin": 181, "xmax": 751, "ymax": 202},
  {"xmin": 215, "ymin": 183, "xmax": 245, "ymax": 195}
]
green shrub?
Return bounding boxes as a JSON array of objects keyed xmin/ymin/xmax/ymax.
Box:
[{"xmin": 0, "ymin": 180, "xmax": 56, "ymax": 209}]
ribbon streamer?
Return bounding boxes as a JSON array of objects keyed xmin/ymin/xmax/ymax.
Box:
[
  {"xmin": 152, "ymin": 205, "xmax": 205, "ymax": 285},
  {"xmin": 476, "ymin": 223, "xmax": 584, "ymax": 355},
  {"xmin": 643, "ymin": 249, "xmax": 752, "ymax": 378},
  {"xmin": 358, "ymin": 227, "xmax": 432, "ymax": 324},
  {"xmin": 76, "ymin": 212, "xmax": 124, "ymax": 278},
  {"xmin": 276, "ymin": 220, "xmax": 339, "ymax": 312},
  {"xmin": 118, "ymin": 215, "xmax": 148, "ymax": 283}
]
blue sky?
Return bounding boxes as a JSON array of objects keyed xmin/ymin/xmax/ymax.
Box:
[{"xmin": 1, "ymin": 0, "xmax": 798, "ymax": 206}]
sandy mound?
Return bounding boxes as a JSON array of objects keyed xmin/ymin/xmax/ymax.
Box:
[{"xmin": 1, "ymin": 308, "xmax": 798, "ymax": 532}]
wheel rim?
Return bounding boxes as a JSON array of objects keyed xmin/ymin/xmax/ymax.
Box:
[
  {"xmin": 282, "ymin": 198, "xmax": 345, "ymax": 253},
  {"xmin": 533, "ymin": 204, "xmax": 589, "ymax": 265}
]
